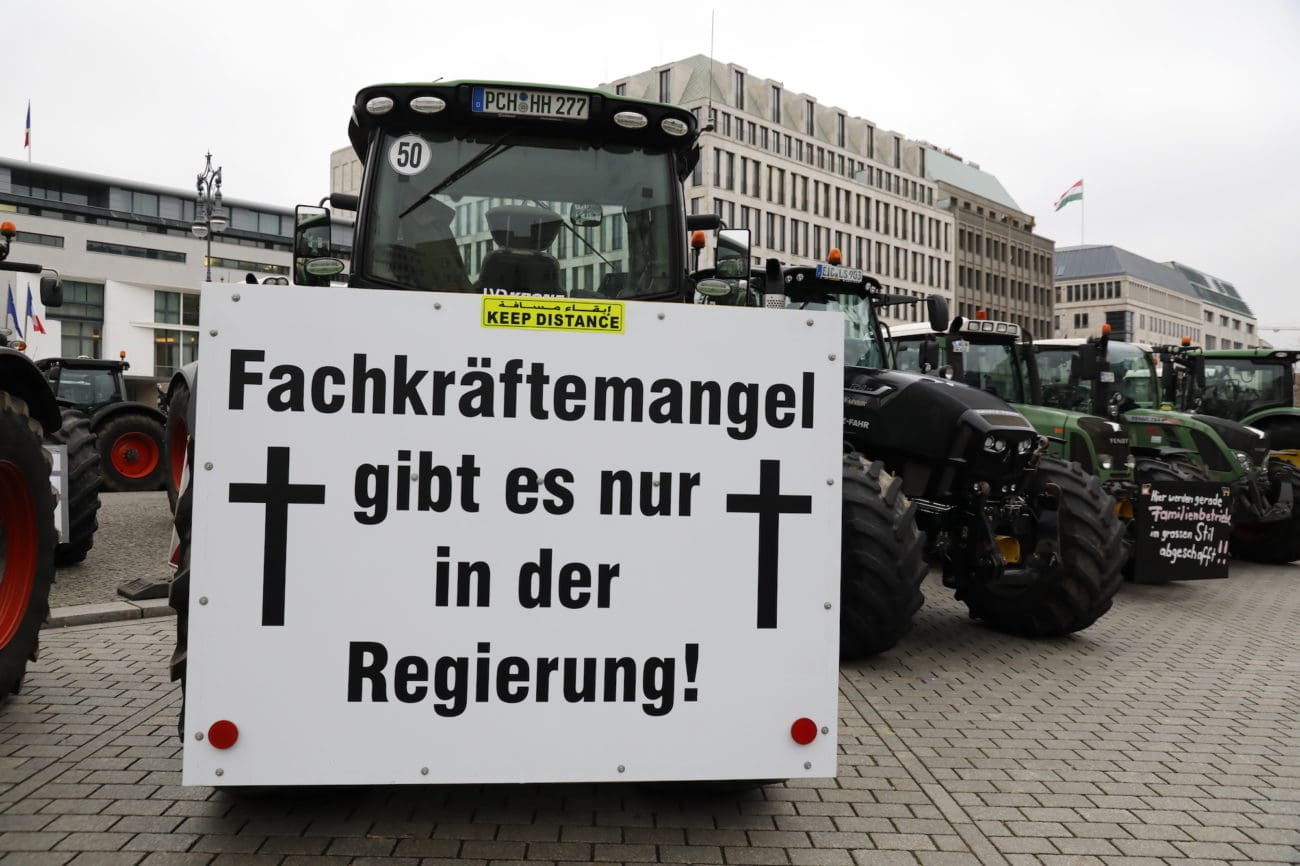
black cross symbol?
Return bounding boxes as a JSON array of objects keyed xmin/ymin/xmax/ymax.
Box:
[
  {"xmin": 726, "ymin": 459, "xmax": 812, "ymax": 629},
  {"xmin": 228, "ymin": 446, "xmax": 326, "ymax": 627}
]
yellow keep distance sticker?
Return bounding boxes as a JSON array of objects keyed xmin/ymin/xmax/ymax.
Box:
[{"xmin": 481, "ymin": 296, "xmax": 625, "ymax": 334}]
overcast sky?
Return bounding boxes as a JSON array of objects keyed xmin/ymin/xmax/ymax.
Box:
[{"xmin": 5, "ymin": 1, "xmax": 1298, "ymax": 327}]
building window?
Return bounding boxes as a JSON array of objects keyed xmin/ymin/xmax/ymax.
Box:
[
  {"xmin": 86, "ymin": 240, "xmax": 186, "ymax": 263},
  {"xmin": 836, "ymin": 113, "xmax": 846, "ymax": 148},
  {"xmin": 734, "ymin": 70, "xmax": 745, "ymax": 109},
  {"xmin": 615, "ymin": 83, "xmax": 626, "ymax": 96},
  {"xmin": 805, "ymin": 100, "xmax": 815, "ymax": 135},
  {"xmin": 154, "ymin": 330, "xmax": 199, "ymax": 379},
  {"xmin": 47, "ymin": 279, "xmax": 104, "ymax": 358},
  {"xmin": 15, "ymin": 230, "xmax": 64, "ymax": 248},
  {"xmin": 155, "ymin": 290, "xmax": 201, "ymax": 327},
  {"xmin": 771, "ymin": 86, "xmax": 781, "ymax": 123}
]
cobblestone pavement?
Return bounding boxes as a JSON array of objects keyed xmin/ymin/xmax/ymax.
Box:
[
  {"xmin": 3, "ymin": 566, "xmax": 1297, "ymax": 865},
  {"xmin": 51, "ymin": 492, "xmax": 173, "ymax": 609}
]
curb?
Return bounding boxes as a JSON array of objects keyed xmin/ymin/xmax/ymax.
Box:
[{"xmin": 44, "ymin": 599, "xmax": 175, "ymax": 629}]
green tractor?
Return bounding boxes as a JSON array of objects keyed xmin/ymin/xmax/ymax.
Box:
[
  {"xmin": 694, "ymin": 255, "xmax": 1125, "ymax": 651},
  {"xmin": 890, "ymin": 317, "xmax": 1239, "ymax": 581},
  {"xmin": 1033, "ymin": 334, "xmax": 1299, "ymax": 564},
  {"xmin": 1159, "ymin": 346, "xmax": 1300, "ymax": 461},
  {"xmin": 1155, "ymin": 344, "xmax": 1300, "ymax": 561}
]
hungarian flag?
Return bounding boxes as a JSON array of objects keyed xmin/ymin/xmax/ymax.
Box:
[
  {"xmin": 25, "ymin": 286, "xmax": 47, "ymax": 334},
  {"xmin": 5, "ymin": 284, "xmax": 22, "ymax": 339},
  {"xmin": 23, "ymin": 101, "xmax": 30, "ymax": 149},
  {"xmin": 1055, "ymin": 179, "xmax": 1083, "ymax": 212}
]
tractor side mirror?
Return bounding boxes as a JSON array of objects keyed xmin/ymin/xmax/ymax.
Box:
[
  {"xmin": 39, "ymin": 273, "xmax": 63, "ymax": 307},
  {"xmin": 926, "ymin": 294, "xmax": 949, "ymax": 333},
  {"xmin": 714, "ymin": 228, "xmax": 751, "ymax": 278},
  {"xmin": 294, "ymin": 205, "xmax": 342, "ymax": 287}
]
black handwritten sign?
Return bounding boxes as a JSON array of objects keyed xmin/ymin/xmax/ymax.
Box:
[{"xmin": 1133, "ymin": 481, "xmax": 1232, "ymax": 583}]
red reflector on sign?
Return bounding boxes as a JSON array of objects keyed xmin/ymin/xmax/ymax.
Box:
[
  {"xmin": 791, "ymin": 717, "xmax": 817, "ymax": 745},
  {"xmin": 208, "ymin": 719, "xmax": 239, "ymax": 750}
]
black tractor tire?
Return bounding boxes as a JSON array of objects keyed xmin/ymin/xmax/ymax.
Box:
[
  {"xmin": 0, "ymin": 390, "xmax": 57, "ymax": 702},
  {"xmin": 1128, "ymin": 456, "xmax": 1214, "ymax": 582},
  {"xmin": 97, "ymin": 412, "xmax": 167, "ymax": 492},
  {"xmin": 961, "ymin": 455, "xmax": 1124, "ymax": 637},
  {"xmin": 164, "ymin": 380, "xmax": 190, "ymax": 513},
  {"xmin": 1230, "ymin": 459, "xmax": 1300, "ymax": 564},
  {"xmin": 47, "ymin": 408, "xmax": 103, "ymax": 567},
  {"xmin": 839, "ymin": 453, "xmax": 927, "ymax": 659}
]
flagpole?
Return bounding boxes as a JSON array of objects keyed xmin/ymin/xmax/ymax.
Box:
[{"xmin": 1081, "ymin": 187, "xmax": 1085, "ymax": 246}]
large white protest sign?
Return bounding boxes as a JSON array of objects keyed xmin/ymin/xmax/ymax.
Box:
[{"xmin": 183, "ymin": 283, "xmax": 843, "ymax": 785}]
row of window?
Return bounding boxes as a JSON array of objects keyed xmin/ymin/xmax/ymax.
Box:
[
  {"xmin": 3, "ymin": 202, "xmax": 298, "ymax": 254},
  {"xmin": 11, "ymin": 228, "xmax": 292, "ymax": 275},
  {"xmin": 695, "ymin": 171, "xmax": 950, "ymax": 254},
  {"xmin": 1203, "ymin": 308, "xmax": 1250, "ymax": 332},
  {"xmin": 1, "ymin": 166, "xmax": 295, "ymax": 238},
  {"xmin": 958, "ymin": 229, "xmax": 1050, "ymax": 275},
  {"xmin": 1205, "ymin": 335, "xmax": 1247, "ymax": 349},
  {"xmin": 699, "ymin": 197, "xmax": 951, "ymax": 291},
  {"xmin": 634, "ymin": 70, "xmax": 860, "ymax": 152},
  {"xmin": 957, "ymin": 267, "xmax": 1050, "ymax": 309},
  {"xmin": 689, "ymin": 109, "xmax": 927, "ymax": 203},
  {"xmin": 1062, "ymin": 281, "xmax": 1122, "ymax": 303}
]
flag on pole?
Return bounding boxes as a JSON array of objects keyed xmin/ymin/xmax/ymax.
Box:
[
  {"xmin": 23, "ymin": 101, "xmax": 31, "ymax": 150},
  {"xmin": 1054, "ymin": 179, "xmax": 1083, "ymax": 212},
  {"xmin": 25, "ymin": 286, "xmax": 47, "ymax": 334},
  {"xmin": 5, "ymin": 284, "xmax": 23, "ymax": 339}
]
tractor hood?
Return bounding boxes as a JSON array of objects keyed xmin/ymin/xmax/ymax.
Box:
[
  {"xmin": 1193, "ymin": 413, "xmax": 1269, "ymax": 465},
  {"xmin": 844, "ymin": 367, "xmax": 1038, "ymax": 485}
]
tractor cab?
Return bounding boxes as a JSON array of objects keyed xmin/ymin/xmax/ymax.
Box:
[
  {"xmin": 297, "ymin": 82, "xmax": 701, "ymax": 300},
  {"xmin": 37, "ymin": 358, "xmax": 129, "ymax": 415}
]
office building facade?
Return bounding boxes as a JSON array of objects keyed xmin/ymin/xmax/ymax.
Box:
[
  {"xmin": 602, "ymin": 56, "xmax": 955, "ymax": 323},
  {"xmin": 1053, "ymin": 245, "xmax": 1258, "ymax": 349},
  {"xmin": 0, "ymin": 158, "xmax": 350, "ymax": 396}
]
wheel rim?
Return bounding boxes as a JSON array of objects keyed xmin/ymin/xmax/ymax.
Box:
[
  {"xmin": 0, "ymin": 460, "xmax": 38, "ymax": 648},
  {"xmin": 168, "ymin": 417, "xmax": 188, "ymax": 491},
  {"xmin": 111, "ymin": 431, "xmax": 160, "ymax": 479}
]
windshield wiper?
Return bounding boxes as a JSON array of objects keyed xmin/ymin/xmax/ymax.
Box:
[{"xmin": 399, "ymin": 128, "xmax": 516, "ymax": 219}]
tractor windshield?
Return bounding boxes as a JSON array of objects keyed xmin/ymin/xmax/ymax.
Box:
[
  {"xmin": 790, "ymin": 293, "xmax": 886, "ymax": 369},
  {"xmin": 1195, "ymin": 357, "xmax": 1289, "ymax": 418},
  {"xmin": 1036, "ymin": 347, "xmax": 1094, "ymax": 412},
  {"xmin": 957, "ymin": 340, "xmax": 1026, "ymax": 403},
  {"xmin": 359, "ymin": 130, "xmax": 681, "ymax": 299},
  {"xmin": 1107, "ymin": 342, "xmax": 1158, "ymax": 407},
  {"xmin": 46, "ymin": 366, "xmax": 121, "ymax": 411}
]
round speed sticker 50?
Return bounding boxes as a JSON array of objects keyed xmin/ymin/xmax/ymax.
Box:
[{"xmin": 388, "ymin": 134, "xmax": 431, "ymax": 176}]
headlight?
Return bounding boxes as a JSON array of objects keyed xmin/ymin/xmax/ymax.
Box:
[
  {"xmin": 1016, "ymin": 438, "xmax": 1033, "ymax": 454},
  {"xmin": 1233, "ymin": 451, "xmax": 1252, "ymax": 472},
  {"xmin": 983, "ymin": 435, "xmax": 1007, "ymax": 454},
  {"xmin": 1125, "ymin": 454, "xmax": 1136, "ymax": 470},
  {"xmin": 1100, "ymin": 456, "xmax": 1113, "ymax": 470}
]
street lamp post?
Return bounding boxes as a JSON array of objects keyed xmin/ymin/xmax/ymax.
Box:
[{"xmin": 192, "ymin": 152, "xmax": 228, "ymax": 281}]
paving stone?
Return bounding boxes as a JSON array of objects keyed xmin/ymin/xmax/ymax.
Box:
[{"xmin": 3, "ymin": 565, "xmax": 1295, "ymax": 865}]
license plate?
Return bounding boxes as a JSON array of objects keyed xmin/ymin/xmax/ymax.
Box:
[
  {"xmin": 471, "ymin": 87, "xmax": 589, "ymax": 121},
  {"xmin": 815, "ymin": 263, "xmax": 863, "ymax": 283}
]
